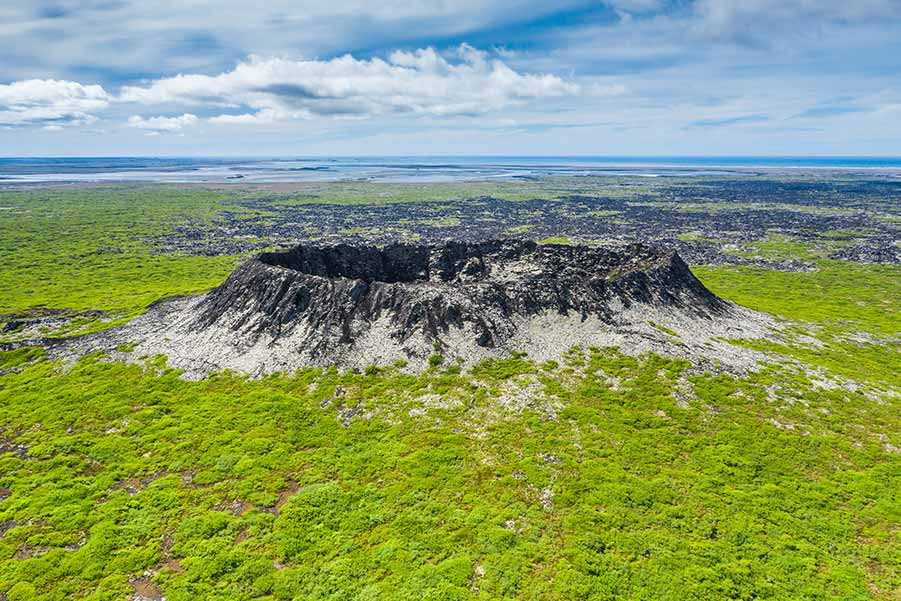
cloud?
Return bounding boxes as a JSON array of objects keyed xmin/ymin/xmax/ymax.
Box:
[
  {"xmin": 0, "ymin": 1, "xmax": 590, "ymax": 86},
  {"xmin": 208, "ymin": 110, "xmax": 279, "ymax": 126},
  {"xmin": 0, "ymin": 78, "xmax": 110, "ymax": 126},
  {"xmin": 686, "ymin": 114, "xmax": 770, "ymax": 128},
  {"xmin": 692, "ymin": 0, "xmax": 899, "ymax": 43},
  {"xmin": 604, "ymin": 0, "xmax": 663, "ymax": 14},
  {"xmin": 120, "ymin": 46, "xmax": 580, "ymax": 124},
  {"xmin": 1, "ymin": 2, "xmax": 899, "ymax": 154},
  {"xmin": 127, "ymin": 113, "xmax": 199, "ymax": 133},
  {"xmin": 793, "ymin": 106, "xmax": 866, "ymax": 119}
]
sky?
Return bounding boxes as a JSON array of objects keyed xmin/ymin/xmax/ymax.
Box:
[{"xmin": 1, "ymin": 0, "xmax": 900, "ymax": 156}]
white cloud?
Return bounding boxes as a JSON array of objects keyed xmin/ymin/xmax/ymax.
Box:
[
  {"xmin": 587, "ymin": 82, "xmax": 628, "ymax": 97},
  {"xmin": 0, "ymin": 1, "xmax": 588, "ymax": 82},
  {"xmin": 127, "ymin": 113, "xmax": 199, "ymax": 133},
  {"xmin": 692, "ymin": 0, "xmax": 899, "ymax": 42},
  {"xmin": 120, "ymin": 46, "xmax": 580, "ymax": 124},
  {"xmin": 604, "ymin": 0, "xmax": 663, "ymax": 13},
  {"xmin": 0, "ymin": 79, "xmax": 110, "ymax": 126},
  {"xmin": 1, "ymin": 2, "xmax": 898, "ymax": 153},
  {"xmin": 208, "ymin": 110, "xmax": 280, "ymax": 125}
]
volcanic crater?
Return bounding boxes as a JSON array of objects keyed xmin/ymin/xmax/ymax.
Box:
[{"xmin": 85, "ymin": 240, "xmax": 775, "ymax": 376}]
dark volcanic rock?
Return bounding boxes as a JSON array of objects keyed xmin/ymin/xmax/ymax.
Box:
[
  {"xmin": 73, "ymin": 239, "xmax": 774, "ymax": 375},
  {"xmin": 828, "ymin": 239, "xmax": 901, "ymax": 264},
  {"xmin": 194, "ymin": 240, "xmax": 727, "ymax": 355}
]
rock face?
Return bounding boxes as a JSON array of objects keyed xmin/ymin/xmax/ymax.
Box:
[
  {"xmin": 77, "ymin": 239, "xmax": 775, "ymax": 376},
  {"xmin": 198, "ymin": 239, "xmax": 724, "ymax": 349}
]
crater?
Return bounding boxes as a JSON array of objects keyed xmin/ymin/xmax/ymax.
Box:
[
  {"xmin": 71, "ymin": 239, "xmax": 774, "ymax": 375},
  {"xmin": 258, "ymin": 244, "xmax": 431, "ymax": 283},
  {"xmin": 255, "ymin": 240, "xmax": 675, "ymax": 285}
]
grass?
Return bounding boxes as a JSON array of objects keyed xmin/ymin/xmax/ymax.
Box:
[
  {"xmin": 725, "ymin": 234, "xmax": 822, "ymax": 262},
  {"xmin": 647, "ymin": 321, "xmax": 680, "ymax": 338},
  {"xmin": 676, "ymin": 232, "xmax": 723, "ymax": 244},
  {"xmin": 265, "ymin": 181, "xmax": 570, "ymax": 206},
  {"xmin": 0, "ymin": 347, "xmax": 897, "ymax": 600},
  {"xmin": 695, "ymin": 255, "xmax": 900, "ymax": 389},
  {"xmin": 538, "ymin": 236, "xmax": 572, "ymax": 245},
  {"xmin": 0, "ymin": 182, "xmax": 897, "ymax": 600},
  {"xmin": 0, "ymin": 187, "xmax": 240, "ymax": 326},
  {"xmin": 694, "ymin": 260, "xmax": 898, "ymax": 337}
]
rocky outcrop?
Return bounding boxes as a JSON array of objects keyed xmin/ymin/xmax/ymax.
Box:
[
  {"xmin": 71, "ymin": 239, "xmax": 774, "ymax": 376},
  {"xmin": 828, "ymin": 239, "xmax": 901, "ymax": 264},
  {"xmin": 195, "ymin": 240, "xmax": 726, "ymax": 354}
]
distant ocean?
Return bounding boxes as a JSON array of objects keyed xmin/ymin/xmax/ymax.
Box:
[{"xmin": 1, "ymin": 156, "xmax": 900, "ymax": 184}]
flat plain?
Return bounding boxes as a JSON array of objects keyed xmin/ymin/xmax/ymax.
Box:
[{"xmin": 0, "ymin": 174, "xmax": 898, "ymax": 600}]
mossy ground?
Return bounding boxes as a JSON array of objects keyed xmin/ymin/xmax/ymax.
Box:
[
  {"xmin": 0, "ymin": 182, "xmax": 898, "ymax": 600},
  {"xmin": 0, "ymin": 187, "xmax": 240, "ymax": 329},
  {"xmin": 695, "ymin": 258, "xmax": 899, "ymax": 389},
  {"xmin": 0, "ymin": 346, "xmax": 897, "ymax": 600}
]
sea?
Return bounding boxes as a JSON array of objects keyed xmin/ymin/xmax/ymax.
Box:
[{"xmin": 1, "ymin": 156, "xmax": 900, "ymax": 184}]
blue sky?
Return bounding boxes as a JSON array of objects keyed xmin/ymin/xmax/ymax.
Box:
[{"xmin": 1, "ymin": 0, "xmax": 899, "ymax": 156}]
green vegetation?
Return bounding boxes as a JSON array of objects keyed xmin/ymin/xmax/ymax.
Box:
[
  {"xmin": 696, "ymin": 256, "xmax": 899, "ymax": 389},
  {"xmin": 696, "ymin": 260, "xmax": 897, "ymax": 337},
  {"xmin": 676, "ymin": 232, "xmax": 722, "ymax": 244},
  {"xmin": 647, "ymin": 321, "xmax": 680, "ymax": 338},
  {"xmin": 537, "ymin": 236, "xmax": 572, "ymax": 245},
  {"xmin": 725, "ymin": 234, "xmax": 828, "ymax": 262},
  {"xmin": 265, "ymin": 180, "xmax": 575, "ymax": 206},
  {"xmin": 0, "ymin": 181, "xmax": 897, "ymax": 600},
  {"xmin": 0, "ymin": 187, "xmax": 239, "ymax": 325},
  {"xmin": 0, "ymin": 345, "xmax": 897, "ymax": 600}
]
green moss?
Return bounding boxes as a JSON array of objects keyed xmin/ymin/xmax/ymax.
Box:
[
  {"xmin": 0, "ymin": 346, "xmax": 895, "ymax": 600},
  {"xmin": 267, "ymin": 180, "xmax": 574, "ymax": 206},
  {"xmin": 695, "ymin": 261, "xmax": 899, "ymax": 337},
  {"xmin": 695, "ymin": 259, "xmax": 900, "ymax": 389},
  {"xmin": 537, "ymin": 236, "xmax": 572, "ymax": 245},
  {"xmin": 725, "ymin": 234, "xmax": 819, "ymax": 261},
  {"xmin": 648, "ymin": 321, "xmax": 680, "ymax": 338},
  {"xmin": 0, "ymin": 187, "xmax": 240, "ymax": 318},
  {"xmin": 0, "ymin": 178, "xmax": 897, "ymax": 600},
  {"xmin": 0, "ymin": 347, "xmax": 44, "ymax": 369}
]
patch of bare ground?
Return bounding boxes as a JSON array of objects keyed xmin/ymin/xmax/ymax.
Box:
[
  {"xmin": 130, "ymin": 575, "xmax": 164, "ymax": 601},
  {"xmin": 0, "ymin": 437, "xmax": 29, "ymax": 460},
  {"xmin": 270, "ymin": 481, "xmax": 300, "ymax": 515},
  {"xmin": 234, "ymin": 525, "xmax": 251, "ymax": 544},
  {"xmin": 13, "ymin": 545, "xmax": 50, "ymax": 560},
  {"xmin": 159, "ymin": 558, "xmax": 185, "ymax": 574},
  {"xmin": 212, "ymin": 498, "xmax": 255, "ymax": 515},
  {"xmin": 0, "ymin": 520, "xmax": 15, "ymax": 538}
]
